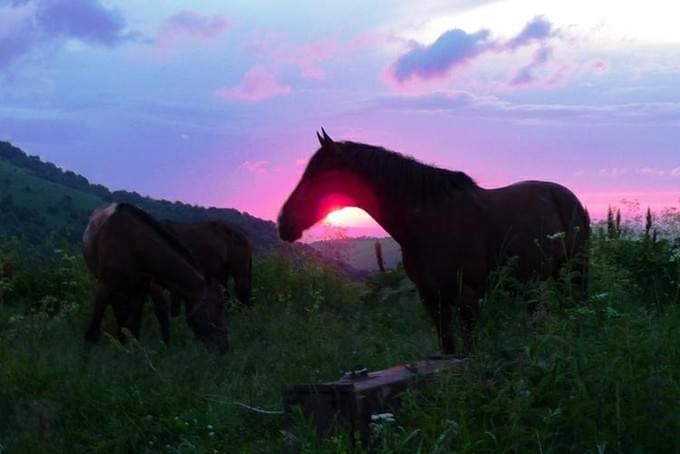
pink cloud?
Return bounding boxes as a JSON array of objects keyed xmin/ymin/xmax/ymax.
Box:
[
  {"xmin": 637, "ymin": 167, "xmax": 680, "ymax": 178},
  {"xmin": 506, "ymin": 60, "xmax": 572, "ymax": 90},
  {"xmin": 544, "ymin": 64, "xmax": 572, "ymax": 86},
  {"xmin": 156, "ymin": 10, "xmax": 229, "ymax": 55},
  {"xmin": 215, "ymin": 65, "xmax": 291, "ymax": 101},
  {"xmin": 241, "ymin": 160, "xmax": 269, "ymax": 176},
  {"xmin": 595, "ymin": 167, "xmax": 680, "ymax": 179},
  {"xmin": 599, "ymin": 167, "xmax": 629, "ymax": 177},
  {"xmin": 386, "ymin": 16, "xmax": 557, "ymax": 88},
  {"xmin": 347, "ymin": 31, "xmax": 386, "ymax": 52},
  {"xmin": 288, "ymin": 40, "xmax": 337, "ymax": 79},
  {"xmin": 508, "ymin": 46, "xmax": 552, "ymax": 87},
  {"xmin": 241, "ymin": 35, "xmax": 337, "ymax": 80},
  {"xmin": 387, "ymin": 29, "xmax": 491, "ymax": 85},
  {"xmin": 504, "ymin": 16, "xmax": 553, "ymax": 50},
  {"xmin": 590, "ymin": 59, "xmax": 609, "ymax": 74},
  {"xmin": 242, "ymin": 31, "xmax": 280, "ymax": 56}
]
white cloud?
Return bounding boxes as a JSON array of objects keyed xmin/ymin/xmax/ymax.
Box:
[{"xmin": 401, "ymin": 0, "xmax": 680, "ymax": 46}]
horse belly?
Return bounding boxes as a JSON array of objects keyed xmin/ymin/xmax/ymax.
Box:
[{"xmin": 402, "ymin": 239, "xmax": 488, "ymax": 298}]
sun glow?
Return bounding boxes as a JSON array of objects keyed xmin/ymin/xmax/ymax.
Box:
[{"xmin": 323, "ymin": 207, "xmax": 371, "ymax": 226}]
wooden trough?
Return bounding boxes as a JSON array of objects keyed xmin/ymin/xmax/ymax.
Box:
[{"xmin": 282, "ymin": 356, "xmax": 465, "ymax": 447}]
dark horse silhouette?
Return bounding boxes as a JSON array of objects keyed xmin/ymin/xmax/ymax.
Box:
[
  {"xmin": 144, "ymin": 220, "xmax": 253, "ymax": 337},
  {"xmin": 278, "ymin": 130, "xmax": 590, "ymax": 355},
  {"xmin": 82, "ymin": 203, "xmax": 229, "ymax": 353}
]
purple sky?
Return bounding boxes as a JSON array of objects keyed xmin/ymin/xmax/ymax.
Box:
[{"xmin": 1, "ymin": 0, "xmax": 679, "ymax": 239}]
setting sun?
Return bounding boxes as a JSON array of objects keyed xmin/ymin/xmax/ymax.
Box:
[{"xmin": 323, "ymin": 207, "xmax": 371, "ymax": 226}]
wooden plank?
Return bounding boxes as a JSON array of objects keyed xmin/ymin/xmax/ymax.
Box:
[{"xmin": 282, "ymin": 356, "xmax": 465, "ymax": 448}]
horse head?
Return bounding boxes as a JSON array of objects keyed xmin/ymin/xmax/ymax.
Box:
[
  {"xmin": 278, "ymin": 129, "xmax": 376, "ymax": 242},
  {"xmin": 185, "ymin": 282, "xmax": 230, "ymax": 353}
]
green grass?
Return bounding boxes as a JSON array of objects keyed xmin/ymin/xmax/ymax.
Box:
[
  {"xmin": 0, "ymin": 253, "xmax": 434, "ymax": 453},
  {"xmin": 1, "ymin": 236, "xmax": 679, "ymax": 453}
]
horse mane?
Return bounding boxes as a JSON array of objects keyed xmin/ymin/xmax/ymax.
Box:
[
  {"xmin": 336, "ymin": 141, "xmax": 478, "ymax": 199},
  {"xmin": 116, "ymin": 204, "xmax": 199, "ymax": 268}
]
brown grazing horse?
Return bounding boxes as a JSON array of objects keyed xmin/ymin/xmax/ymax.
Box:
[
  {"xmin": 82, "ymin": 203, "xmax": 229, "ymax": 353},
  {"xmin": 143, "ymin": 220, "xmax": 252, "ymax": 337},
  {"xmin": 278, "ymin": 130, "xmax": 590, "ymax": 355},
  {"xmin": 112, "ymin": 220, "xmax": 252, "ymax": 344},
  {"xmin": 163, "ymin": 220, "xmax": 253, "ymax": 312}
]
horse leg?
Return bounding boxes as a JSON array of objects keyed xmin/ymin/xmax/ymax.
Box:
[
  {"xmin": 459, "ymin": 286, "xmax": 481, "ymax": 355},
  {"xmin": 234, "ymin": 272, "xmax": 253, "ymax": 306},
  {"xmin": 129, "ymin": 285, "xmax": 149, "ymax": 339},
  {"xmin": 84, "ymin": 282, "xmax": 113, "ymax": 343},
  {"xmin": 149, "ymin": 285, "xmax": 171, "ymax": 344},
  {"xmin": 111, "ymin": 298, "xmax": 132, "ymax": 343},
  {"xmin": 169, "ymin": 292, "xmax": 183, "ymax": 319},
  {"xmin": 422, "ymin": 291, "xmax": 455, "ymax": 355}
]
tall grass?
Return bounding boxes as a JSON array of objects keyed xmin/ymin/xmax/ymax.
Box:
[
  {"xmin": 1, "ymin": 232, "xmax": 679, "ymax": 453},
  {"xmin": 0, "ymin": 252, "xmax": 433, "ymax": 453}
]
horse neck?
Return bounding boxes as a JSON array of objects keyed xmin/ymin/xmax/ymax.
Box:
[{"xmin": 345, "ymin": 165, "xmax": 427, "ymax": 245}]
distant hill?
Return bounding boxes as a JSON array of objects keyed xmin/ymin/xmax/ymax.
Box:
[
  {"xmin": 0, "ymin": 140, "xmax": 363, "ymax": 277},
  {"xmin": 309, "ymin": 237, "xmax": 402, "ymax": 271}
]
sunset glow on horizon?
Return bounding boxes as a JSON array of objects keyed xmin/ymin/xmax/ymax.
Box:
[
  {"xmin": 1, "ymin": 0, "xmax": 678, "ymax": 238},
  {"xmin": 324, "ymin": 207, "xmax": 367, "ymax": 227}
]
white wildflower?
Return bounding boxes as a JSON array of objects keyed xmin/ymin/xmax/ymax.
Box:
[
  {"xmin": 547, "ymin": 232, "xmax": 566, "ymax": 241},
  {"xmin": 370, "ymin": 412, "xmax": 396, "ymax": 423}
]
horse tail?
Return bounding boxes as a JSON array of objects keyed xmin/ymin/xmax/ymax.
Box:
[
  {"xmin": 115, "ymin": 203, "xmax": 199, "ymax": 269},
  {"xmin": 550, "ymin": 186, "xmax": 590, "ymax": 297},
  {"xmin": 549, "ymin": 187, "xmax": 588, "ymax": 249}
]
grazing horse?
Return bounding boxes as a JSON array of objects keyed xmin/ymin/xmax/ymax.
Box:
[
  {"xmin": 278, "ymin": 130, "xmax": 590, "ymax": 355},
  {"xmin": 163, "ymin": 220, "xmax": 253, "ymax": 312},
  {"xmin": 82, "ymin": 203, "xmax": 229, "ymax": 353}
]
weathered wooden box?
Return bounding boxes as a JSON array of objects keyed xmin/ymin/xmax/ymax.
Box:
[{"xmin": 282, "ymin": 356, "xmax": 465, "ymax": 446}]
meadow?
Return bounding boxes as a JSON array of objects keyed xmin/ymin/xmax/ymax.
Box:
[{"xmin": 1, "ymin": 221, "xmax": 679, "ymax": 453}]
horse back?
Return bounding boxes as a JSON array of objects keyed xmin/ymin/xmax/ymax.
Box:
[
  {"xmin": 85, "ymin": 206, "xmax": 205, "ymax": 295},
  {"xmin": 482, "ymin": 180, "xmax": 589, "ymax": 277}
]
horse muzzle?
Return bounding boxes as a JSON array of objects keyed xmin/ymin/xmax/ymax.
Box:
[{"xmin": 277, "ymin": 222, "xmax": 302, "ymax": 242}]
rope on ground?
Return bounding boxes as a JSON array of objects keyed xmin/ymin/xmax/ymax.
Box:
[{"xmin": 201, "ymin": 395, "xmax": 284, "ymax": 415}]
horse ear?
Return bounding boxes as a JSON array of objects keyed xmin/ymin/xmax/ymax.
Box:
[
  {"xmin": 316, "ymin": 131, "xmax": 324, "ymax": 147},
  {"xmin": 321, "ymin": 128, "xmax": 333, "ymax": 144},
  {"xmin": 319, "ymin": 128, "xmax": 340, "ymax": 155}
]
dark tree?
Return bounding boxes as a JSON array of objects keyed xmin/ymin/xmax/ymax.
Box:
[
  {"xmin": 374, "ymin": 240, "xmax": 386, "ymax": 272},
  {"xmin": 607, "ymin": 206, "xmax": 616, "ymax": 239},
  {"xmin": 645, "ymin": 207, "xmax": 653, "ymax": 239}
]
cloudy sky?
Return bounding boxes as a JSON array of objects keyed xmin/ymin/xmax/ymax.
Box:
[{"xmin": 1, "ymin": 0, "xmax": 679, "ymax": 238}]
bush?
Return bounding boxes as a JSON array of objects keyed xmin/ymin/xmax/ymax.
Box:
[{"xmin": 591, "ymin": 235, "xmax": 680, "ymax": 306}]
